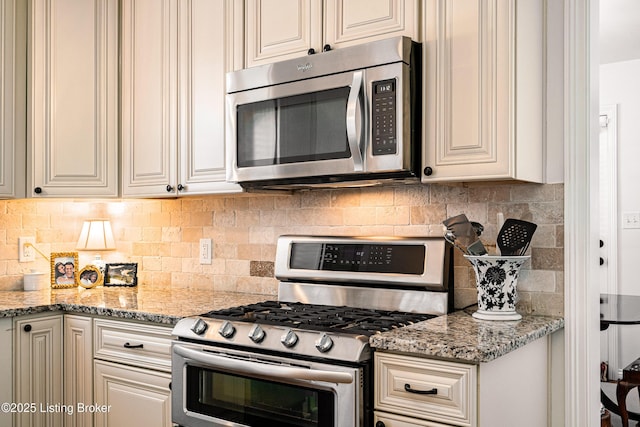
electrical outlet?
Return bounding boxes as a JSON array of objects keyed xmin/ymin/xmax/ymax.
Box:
[
  {"xmin": 199, "ymin": 238, "xmax": 212, "ymax": 264},
  {"xmin": 19, "ymin": 237, "xmax": 36, "ymax": 262},
  {"xmin": 622, "ymin": 212, "xmax": 640, "ymax": 229}
]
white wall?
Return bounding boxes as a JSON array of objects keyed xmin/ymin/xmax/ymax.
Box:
[
  {"xmin": 600, "ymin": 59, "xmax": 640, "ymax": 296},
  {"xmin": 600, "ymin": 59, "xmax": 640, "ymax": 374}
]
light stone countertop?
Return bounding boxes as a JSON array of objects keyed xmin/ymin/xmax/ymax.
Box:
[
  {"xmin": 0, "ymin": 287, "xmax": 564, "ymax": 363},
  {"xmin": 370, "ymin": 309, "xmax": 564, "ymax": 363},
  {"xmin": 0, "ymin": 286, "xmax": 272, "ymax": 325}
]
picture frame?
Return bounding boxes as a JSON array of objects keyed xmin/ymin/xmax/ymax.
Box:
[
  {"xmin": 104, "ymin": 263, "xmax": 138, "ymax": 287},
  {"xmin": 78, "ymin": 265, "xmax": 103, "ymax": 288},
  {"xmin": 51, "ymin": 252, "xmax": 79, "ymax": 289}
]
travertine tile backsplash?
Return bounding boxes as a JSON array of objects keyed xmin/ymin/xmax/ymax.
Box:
[{"xmin": 0, "ymin": 182, "xmax": 564, "ymax": 316}]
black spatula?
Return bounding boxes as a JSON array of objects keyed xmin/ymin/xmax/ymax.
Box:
[{"xmin": 496, "ymin": 219, "xmax": 537, "ymax": 256}]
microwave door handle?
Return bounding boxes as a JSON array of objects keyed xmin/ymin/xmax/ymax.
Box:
[
  {"xmin": 174, "ymin": 345, "xmax": 353, "ymax": 384},
  {"xmin": 346, "ymin": 71, "xmax": 365, "ymax": 172}
]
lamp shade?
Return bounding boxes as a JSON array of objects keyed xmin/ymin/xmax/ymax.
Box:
[{"xmin": 76, "ymin": 219, "xmax": 116, "ymax": 251}]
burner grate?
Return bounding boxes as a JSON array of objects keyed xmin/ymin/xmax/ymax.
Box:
[{"xmin": 200, "ymin": 301, "xmax": 435, "ymax": 335}]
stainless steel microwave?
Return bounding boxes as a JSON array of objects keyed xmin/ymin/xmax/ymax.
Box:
[{"xmin": 225, "ymin": 36, "xmax": 421, "ymax": 189}]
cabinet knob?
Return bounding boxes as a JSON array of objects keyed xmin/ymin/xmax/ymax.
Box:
[
  {"xmin": 307, "ymin": 48, "xmax": 316, "ymax": 55},
  {"xmin": 166, "ymin": 185, "xmax": 174, "ymax": 193},
  {"xmin": 423, "ymin": 167, "xmax": 433, "ymax": 176},
  {"xmin": 23, "ymin": 324, "xmax": 32, "ymax": 332},
  {"xmin": 375, "ymin": 422, "xmax": 385, "ymax": 427},
  {"xmin": 34, "ymin": 187, "xmax": 42, "ymax": 194},
  {"xmin": 323, "ymin": 44, "xmax": 332, "ymax": 52},
  {"xmin": 177, "ymin": 184, "xmax": 185, "ymax": 191}
]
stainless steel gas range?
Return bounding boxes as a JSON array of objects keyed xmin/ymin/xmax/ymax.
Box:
[{"xmin": 171, "ymin": 235, "xmax": 453, "ymax": 427}]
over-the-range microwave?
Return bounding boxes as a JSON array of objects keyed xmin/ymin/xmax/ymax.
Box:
[{"xmin": 225, "ymin": 36, "xmax": 422, "ymax": 190}]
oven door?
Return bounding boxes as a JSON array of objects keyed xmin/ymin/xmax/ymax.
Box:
[{"xmin": 172, "ymin": 342, "xmax": 363, "ymax": 427}]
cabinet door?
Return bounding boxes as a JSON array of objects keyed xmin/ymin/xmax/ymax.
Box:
[
  {"xmin": 0, "ymin": 0, "xmax": 26, "ymax": 199},
  {"xmin": 94, "ymin": 360, "xmax": 172, "ymax": 427},
  {"xmin": 28, "ymin": 0, "xmax": 119, "ymax": 197},
  {"xmin": 421, "ymin": 0, "xmax": 543, "ymax": 182},
  {"xmin": 324, "ymin": 0, "xmax": 419, "ymax": 48},
  {"xmin": 64, "ymin": 315, "xmax": 93, "ymax": 427},
  {"xmin": 121, "ymin": 0, "xmax": 178, "ymax": 197},
  {"xmin": 176, "ymin": 0, "xmax": 241, "ymax": 195},
  {"xmin": 245, "ymin": 0, "xmax": 322, "ymax": 67},
  {"xmin": 14, "ymin": 314, "xmax": 63, "ymax": 427}
]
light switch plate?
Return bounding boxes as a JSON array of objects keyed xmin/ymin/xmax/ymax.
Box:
[
  {"xmin": 199, "ymin": 238, "xmax": 212, "ymax": 264},
  {"xmin": 622, "ymin": 212, "xmax": 640, "ymax": 229}
]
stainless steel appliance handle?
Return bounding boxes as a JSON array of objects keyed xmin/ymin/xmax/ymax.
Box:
[
  {"xmin": 346, "ymin": 70, "xmax": 365, "ymax": 172},
  {"xmin": 174, "ymin": 345, "xmax": 354, "ymax": 384}
]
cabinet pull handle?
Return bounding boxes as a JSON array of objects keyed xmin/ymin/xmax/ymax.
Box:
[
  {"xmin": 123, "ymin": 342, "xmax": 144, "ymax": 349},
  {"xmin": 404, "ymin": 383, "xmax": 437, "ymax": 395}
]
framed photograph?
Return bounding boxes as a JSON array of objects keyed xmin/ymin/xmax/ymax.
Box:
[
  {"xmin": 51, "ymin": 252, "xmax": 79, "ymax": 289},
  {"xmin": 104, "ymin": 263, "xmax": 138, "ymax": 287},
  {"xmin": 78, "ymin": 265, "xmax": 103, "ymax": 288}
]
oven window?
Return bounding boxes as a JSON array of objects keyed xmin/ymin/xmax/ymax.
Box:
[
  {"xmin": 236, "ymin": 87, "xmax": 350, "ymax": 168},
  {"xmin": 186, "ymin": 365, "xmax": 335, "ymax": 427}
]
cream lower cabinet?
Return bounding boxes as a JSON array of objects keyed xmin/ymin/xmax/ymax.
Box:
[
  {"xmin": 93, "ymin": 318, "xmax": 173, "ymax": 427},
  {"xmin": 0, "ymin": 0, "xmax": 26, "ymax": 199},
  {"xmin": 64, "ymin": 315, "xmax": 94, "ymax": 427},
  {"xmin": 27, "ymin": 0, "xmax": 119, "ymax": 197},
  {"xmin": 14, "ymin": 313, "xmax": 64, "ymax": 427},
  {"xmin": 245, "ymin": 0, "xmax": 420, "ymax": 67},
  {"xmin": 421, "ymin": 0, "xmax": 546, "ymax": 183},
  {"xmin": 121, "ymin": 0, "xmax": 241, "ymax": 197},
  {"xmin": 375, "ymin": 336, "xmax": 554, "ymax": 427}
]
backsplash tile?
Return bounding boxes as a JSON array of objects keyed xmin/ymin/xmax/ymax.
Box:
[{"xmin": 0, "ymin": 182, "xmax": 564, "ymax": 316}]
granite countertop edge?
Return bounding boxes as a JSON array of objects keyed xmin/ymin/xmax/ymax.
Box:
[
  {"xmin": 370, "ymin": 310, "xmax": 565, "ymax": 364},
  {"xmin": 0, "ymin": 288, "xmax": 565, "ymax": 364}
]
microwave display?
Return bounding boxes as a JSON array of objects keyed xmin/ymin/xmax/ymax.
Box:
[{"xmin": 372, "ymin": 79, "xmax": 397, "ymax": 155}]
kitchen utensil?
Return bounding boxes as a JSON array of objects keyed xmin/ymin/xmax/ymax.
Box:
[
  {"xmin": 470, "ymin": 221, "xmax": 484, "ymax": 236},
  {"xmin": 496, "ymin": 219, "xmax": 537, "ymax": 256},
  {"xmin": 443, "ymin": 215, "xmax": 487, "ymax": 255},
  {"xmin": 444, "ymin": 231, "xmax": 469, "ymax": 255}
]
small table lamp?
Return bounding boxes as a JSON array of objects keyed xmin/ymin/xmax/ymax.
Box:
[{"xmin": 76, "ymin": 219, "xmax": 116, "ymax": 271}]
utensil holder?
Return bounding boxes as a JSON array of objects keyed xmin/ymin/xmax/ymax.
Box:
[{"xmin": 464, "ymin": 255, "xmax": 529, "ymax": 321}]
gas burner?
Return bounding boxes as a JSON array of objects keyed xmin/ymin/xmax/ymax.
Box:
[{"xmin": 200, "ymin": 301, "xmax": 435, "ymax": 336}]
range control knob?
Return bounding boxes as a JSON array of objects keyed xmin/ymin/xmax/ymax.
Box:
[
  {"xmin": 281, "ymin": 329, "xmax": 298, "ymax": 348},
  {"xmin": 191, "ymin": 319, "xmax": 208, "ymax": 335},
  {"xmin": 248, "ymin": 324, "xmax": 266, "ymax": 343},
  {"xmin": 315, "ymin": 333, "xmax": 333, "ymax": 353},
  {"xmin": 218, "ymin": 321, "xmax": 236, "ymax": 339}
]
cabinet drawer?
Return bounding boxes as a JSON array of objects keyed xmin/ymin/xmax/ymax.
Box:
[
  {"xmin": 375, "ymin": 353, "xmax": 477, "ymax": 427},
  {"xmin": 375, "ymin": 410, "xmax": 451, "ymax": 427},
  {"xmin": 94, "ymin": 319, "xmax": 172, "ymax": 372}
]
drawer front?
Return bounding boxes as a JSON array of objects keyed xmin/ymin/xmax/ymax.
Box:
[
  {"xmin": 374, "ymin": 411, "xmax": 451, "ymax": 427},
  {"xmin": 94, "ymin": 319, "xmax": 172, "ymax": 372},
  {"xmin": 375, "ymin": 353, "xmax": 477, "ymax": 427}
]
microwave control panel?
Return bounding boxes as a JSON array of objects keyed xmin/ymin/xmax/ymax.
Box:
[{"xmin": 372, "ymin": 79, "xmax": 397, "ymax": 155}]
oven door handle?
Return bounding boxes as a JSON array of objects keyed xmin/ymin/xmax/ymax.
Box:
[
  {"xmin": 346, "ymin": 70, "xmax": 365, "ymax": 172},
  {"xmin": 174, "ymin": 345, "xmax": 354, "ymax": 384}
]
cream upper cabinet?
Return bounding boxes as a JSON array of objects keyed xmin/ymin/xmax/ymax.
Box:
[
  {"xmin": 0, "ymin": 0, "xmax": 26, "ymax": 199},
  {"xmin": 245, "ymin": 0, "xmax": 419, "ymax": 68},
  {"xmin": 421, "ymin": 0, "xmax": 545, "ymax": 183},
  {"xmin": 27, "ymin": 0, "xmax": 119, "ymax": 197},
  {"xmin": 121, "ymin": 0, "xmax": 242, "ymax": 197}
]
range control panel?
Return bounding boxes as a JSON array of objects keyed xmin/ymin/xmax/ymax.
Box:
[{"xmin": 371, "ymin": 79, "xmax": 397, "ymax": 155}]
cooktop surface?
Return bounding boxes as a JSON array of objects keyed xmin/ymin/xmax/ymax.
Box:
[{"xmin": 199, "ymin": 300, "xmax": 435, "ymax": 336}]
